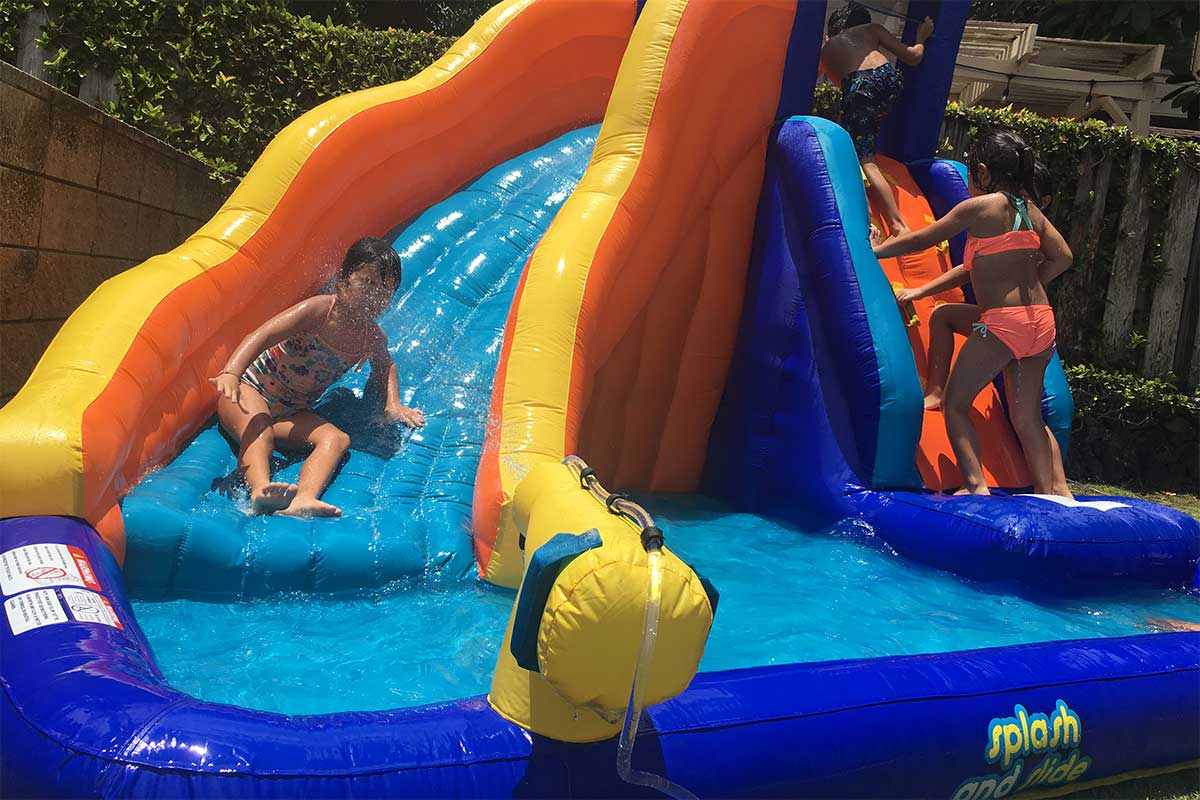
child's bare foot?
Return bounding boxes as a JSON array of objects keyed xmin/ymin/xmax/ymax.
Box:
[
  {"xmin": 250, "ymin": 482, "xmax": 298, "ymax": 514},
  {"xmin": 277, "ymin": 496, "xmax": 342, "ymax": 518},
  {"xmin": 953, "ymin": 485, "xmax": 991, "ymax": 496},
  {"xmin": 1032, "ymin": 481, "xmax": 1074, "ymax": 500},
  {"xmin": 1140, "ymin": 617, "xmax": 1200, "ymax": 633},
  {"xmin": 923, "ymin": 392, "xmax": 944, "ymax": 411}
]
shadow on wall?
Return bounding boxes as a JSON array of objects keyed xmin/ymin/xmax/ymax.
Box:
[{"xmin": 0, "ymin": 60, "xmax": 228, "ymax": 405}]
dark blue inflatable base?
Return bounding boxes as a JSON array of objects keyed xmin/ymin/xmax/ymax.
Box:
[{"xmin": 2, "ymin": 516, "xmax": 1198, "ymax": 799}]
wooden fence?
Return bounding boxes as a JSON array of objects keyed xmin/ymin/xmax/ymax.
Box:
[{"xmin": 938, "ymin": 117, "xmax": 1200, "ymax": 389}]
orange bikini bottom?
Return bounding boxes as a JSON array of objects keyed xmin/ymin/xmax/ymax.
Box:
[{"xmin": 974, "ymin": 305, "xmax": 1056, "ymax": 358}]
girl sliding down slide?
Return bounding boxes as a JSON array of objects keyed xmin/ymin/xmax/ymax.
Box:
[{"xmin": 210, "ymin": 237, "xmax": 426, "ymax": 517}]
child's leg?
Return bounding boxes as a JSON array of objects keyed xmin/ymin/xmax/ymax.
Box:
[
  {"xmin": 1046, "ymin": 425, "xmax": 1072, "ymax": 498},
  {"xmin": 1002, "ymin": 356, "xmax": 1072, "ymax": 498},
  {"xmin": 1001, "ymin": 361, "xmax": 1072, "ymax": 497},
  {"xmin": 271, "ymin": 411, "xmax": 351, "ymax": 518},
  {"xmin": 216, "ymin": 390, "xmax": 298, "ymax": 513},
  {"xmin": 862, "ymin": 156, "xmax": 908, "ymax": 238},
  {"xmin": 942, "ymin": 331, "xmax": 1015, "ymax": 495},
  {"xmin": 925, "ymin": 303, "xmax": 979, "ymax": 409}
]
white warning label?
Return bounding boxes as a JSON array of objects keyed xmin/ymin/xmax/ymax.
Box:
[
  {"xmin": 62, "ymin": 588, "xmax": 123, "ymax": 629},
  {"xmin": 0, "ymin": 543, "xmax": 100, "ymax": 596},
  {"xmin": 5, "ymin": 589, "xmax": 68, "ymax": 635}
]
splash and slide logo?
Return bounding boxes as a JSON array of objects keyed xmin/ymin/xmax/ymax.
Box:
[{"xmin": 951, "ymin": 700, "xmax": 1092, "ymax": 800}]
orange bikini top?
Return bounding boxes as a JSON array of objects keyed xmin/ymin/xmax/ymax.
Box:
[{"xmin": 964, "ymin": 192, "xmax": 1041, "ymax": 271}]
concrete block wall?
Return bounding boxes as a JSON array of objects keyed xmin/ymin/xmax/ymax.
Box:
[{"xmin": 0, "ymin": 60, "xmax": 229, "ymax": 404}]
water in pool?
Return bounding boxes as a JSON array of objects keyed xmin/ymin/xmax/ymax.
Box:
[{"xmin": 132, "ymin": 493, "xmax": 1200, "ymax": 716}]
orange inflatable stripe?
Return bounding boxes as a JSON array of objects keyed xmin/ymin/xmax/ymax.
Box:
[
  {"xmin": 50, "ymin": 0, "xmax": 632, "ymax": 558},
  {"xmin": 871, "ymin": 156, "xmax": 1031, "ymax": 490},
  {"xmin": 473, "ymin": 0, "xmax": 798, "ymax": 586},
  {"xmin": 568, "ymin": 1, "xmax": 796, "ymax": 490},
  {"xmin": 651, "ymin": 147, "xmax": 767, "ymax": 488}
]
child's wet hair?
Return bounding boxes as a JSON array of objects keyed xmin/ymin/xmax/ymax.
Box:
[
  {"xmin": 340, "ymin": 237, "xmax": 402, "ymax": 288},
  {"xmin": 828, "ymin": 2, "xmax": 871, "ymax": 36},
  {"xmin": 1032, "ymin": 159, "xmax": 1054, "ymax": 209},
  {"xmin": 968, "ymin": 129, "xmax": 1040, "ymax": 201}
]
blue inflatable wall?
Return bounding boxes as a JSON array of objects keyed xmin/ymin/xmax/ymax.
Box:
[
  {"xmin": 4, "ymin": 515, "xmax": 1197, "ymax": 798},
  {"xmin": 704, "ymin": 116, "xmax": 923, "ymax": 527},
  {"xmin": 879, "ymin": 0, "xmax": 972, "ymax": 163}
]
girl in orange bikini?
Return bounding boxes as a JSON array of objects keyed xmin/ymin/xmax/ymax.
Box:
[
  {"xmin": 209, "ymin": 238, "xmax": 425, "ymax": 517},
  {"xmin": 874, "ymin": 130, "xmax": 1073, "ymax": 497},
  {"xmin": 895, "ymin": 158, "xmax": 1056, "ymax": 413}
]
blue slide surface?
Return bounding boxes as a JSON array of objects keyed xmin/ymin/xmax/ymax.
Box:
[{"xmin": 122, "ymin": 126, "xmax": 599, "ymax": 599}]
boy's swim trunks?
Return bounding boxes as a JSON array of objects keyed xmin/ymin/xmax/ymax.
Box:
[{"xmin": 841, "ymin": 62, "xmax": 904, "ymax": 159}]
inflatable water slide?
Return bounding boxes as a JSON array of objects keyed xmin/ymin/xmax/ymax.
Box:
[{"xmin": 2, "ymin": 0, "xmax": 1198, "ymax": 797}]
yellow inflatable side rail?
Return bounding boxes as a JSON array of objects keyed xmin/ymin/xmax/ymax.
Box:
[
  {"xmin": 489, "ymin": 457, "xmax": 715, "ymax": 743},
  {"xmin": 0, "ymin": 0, "xmax": 635, "ymax": 558}
]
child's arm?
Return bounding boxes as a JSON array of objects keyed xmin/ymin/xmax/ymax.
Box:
[
  {"xmin": 1035, "ymin": 214, "xmax": 1073, "ymax": 285},
  {"xmin": 873, "ymin": 17, "xmax": 934, "ymax": 66},
  {"xmin": 896, "ymin": 265, "xmax": 969, "ymax": 304},
  {"xmin": 874, "ymin": 195, "xmax": 985, "ymax": 260},
  {"xmin": 367, "ymin": 327, "xmax": 425, "ymax": 428},
  {"xmin": 209, "ymin": 297, "xmax": 329, "ymax": 405}
]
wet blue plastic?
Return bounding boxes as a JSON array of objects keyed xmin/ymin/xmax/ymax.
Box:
[
  {"xmin": 120, "ymin": 126, "xmax": 599, "ymax": 600},
  {"xmin": 772, "ymin": 0, "xmax": 824, "ymax": 121},
  {"xmin": 4, "ymin": 515, "xmax": 1198, "ymax": 799},
  {"xmin": 129, "ymin": 494, "xmax": 1200, "ymax": 717},
  {"xmin": 130, "ymin": 584, "xmax": 514, "ymax": 715},
  {"xmin": 707, "ymin": 116, "xmax": 1200, "ymax": 590}
]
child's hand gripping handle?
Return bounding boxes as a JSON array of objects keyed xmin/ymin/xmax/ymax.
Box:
[{"xmin": 916, "ymin": 16, "xmax": 935, "ymax": 44}]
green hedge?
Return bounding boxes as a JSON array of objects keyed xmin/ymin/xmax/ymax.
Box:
[
  {"xmin": 1, "ymin": 0, "xmax": 455, "ymax": 181},
  {"xmin": 1064, "ymin": 365, "xmax": 1199, "ymax": 492}
]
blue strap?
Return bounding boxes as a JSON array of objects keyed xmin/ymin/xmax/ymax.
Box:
[
  {"xmin": 1002, "ymin": 191, "xmax": 1032, "ymax": 231},
  {"xmin": 510, "ymin": 530, "xmax": 603, "ymax": 672}
]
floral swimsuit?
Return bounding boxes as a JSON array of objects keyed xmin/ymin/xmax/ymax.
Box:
[{"xmin": 241, "ymin": 298, "xmax": 368, "ymax": 418}]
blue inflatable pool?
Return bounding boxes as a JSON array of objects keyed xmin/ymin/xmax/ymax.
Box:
[
  {"xmin": 4, "ymin": 515, "xmax": 1199, "ymax": 798},
  {"xmin": 2, "ymin": 0, "xmax": 1198, "ymax": 797}
]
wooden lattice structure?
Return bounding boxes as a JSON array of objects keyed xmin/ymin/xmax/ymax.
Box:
[{"xmin": 953, "ymin": 20, "xmax": 1164, "ymax": 134}]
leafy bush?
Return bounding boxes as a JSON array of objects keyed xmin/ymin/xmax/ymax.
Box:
[
  {"xmin": 1065, "ymin": 365, "xmax": 1199, "ymax": 492},
  {"xmin": 3, "ymin": 0, "xmax": 454, "ymax": 181},
  {"xmin": 812, "ymin": 81, "xmax": 841, "ymax": 122},
  {"xmin": 0, "ymin": 0, "xmax": 37, "ymax": 59}
]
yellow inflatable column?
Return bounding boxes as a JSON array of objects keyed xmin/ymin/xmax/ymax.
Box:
[{"xmin": 488, "ymin": 460, "xmax": 714, "ymax": 742}]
